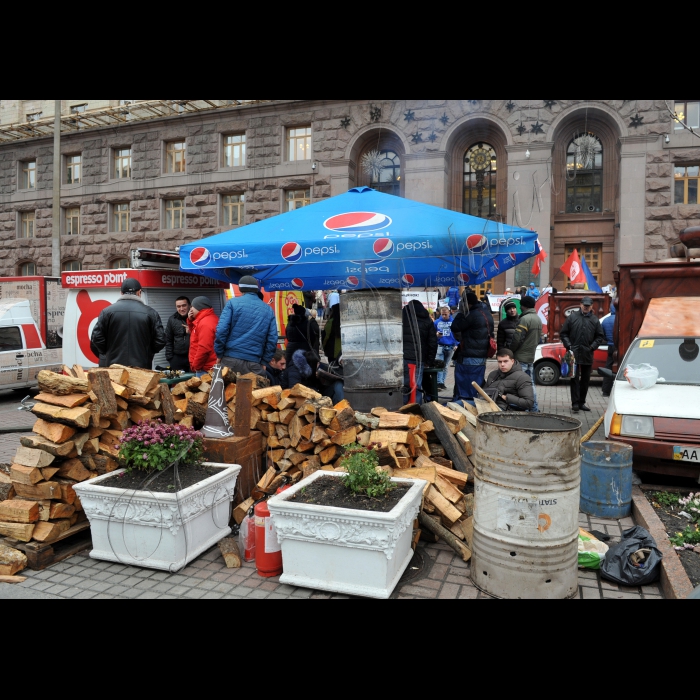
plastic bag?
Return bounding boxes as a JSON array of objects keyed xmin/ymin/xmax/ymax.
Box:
[
  {"xmin": 624, "ymin": 363, "xmax": 659, "ymax": 390},
  {"xmin": 578, "ymin": 528, "xmax": 609, "ymax": 569},
  {"xmin": 239, "ymin": 513, "xmax": 256, "ymax": 562},
  {"xmin": 600, "ymin": 525, "xmax": 663, "ymax": 586},
  {"xmin": 562, "ymin": 350, "xmax": 576, "ymax": 378}
]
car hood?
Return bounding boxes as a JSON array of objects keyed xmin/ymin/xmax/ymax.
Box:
[{"xmin": 610, "ymin": 381, "xmax": 700, "ymax": 419}]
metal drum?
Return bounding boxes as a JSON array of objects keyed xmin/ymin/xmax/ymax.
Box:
[
  {"xmin": 580, "ymin": 441, "xmax": 633, "ymax": 519},
  {"xmin": 472, "ymin": 413, "xmax": 582, "ymax": 599},
  {"xmin": 340, "ymin": 290, "xmax": 403, "ymax": 411}
]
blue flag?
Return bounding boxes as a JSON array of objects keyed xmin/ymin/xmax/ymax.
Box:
[{"xmin": 580, "ymin": 255, "xmax": 603, "ymax": 293}]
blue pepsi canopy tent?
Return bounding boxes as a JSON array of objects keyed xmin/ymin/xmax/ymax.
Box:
[{"xmin": 179, "ymin": 187, "xmax": 538, "ymax": 291}]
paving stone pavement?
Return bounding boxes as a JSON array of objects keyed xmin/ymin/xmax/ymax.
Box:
[{"xmin": 0, "ymin": 380, "xmax": 661, "ymax": 600}]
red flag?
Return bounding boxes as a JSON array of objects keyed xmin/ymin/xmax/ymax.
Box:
[
  {"xmin": 560, "ymin": 249, "xmax": 586, "ymax": 285},
  {"xmin": 531, "ymin": 239, "xmax": 548, "ymax": 276}
]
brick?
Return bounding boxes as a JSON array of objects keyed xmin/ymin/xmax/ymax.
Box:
[
  {"xmin": 428, "ymin": 564, "xmax": 449, "ymax": 580},
  {"xmin": 458, "ymin": 585, "xmax": 479, "ymax": 599},
  {"xmin": 581, "ymin": 587, "xmax": 602, "ymax": 600},
  {"xmin": 438, "ymin": 583, "xmax": 461, "ymax": 599},
  {"xmin": 397, "ymin": 585, "xmax": 438, "ymax": 599}
]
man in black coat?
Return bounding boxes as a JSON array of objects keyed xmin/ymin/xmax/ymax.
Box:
[
  {"xmin": 560, "ymin": 296, "xmax": 606, "ymax": 412},
  {"xmin": 484, "ymin": 349, "xmax": 535, "ymax": 411},
  {"xmin": 91, "ymin": 278, "xmax": 166, "ymax": 369},
  {"xmin": 402, "ymin": 300, "xmax": 438, "ymax": 404},
  {"xmin": 497, "ymin": 300, "xmax": 519, "ymax": 352},
  {"xmin": 164, "ymin": 296, "xmax": 191, "ymax": 372}
]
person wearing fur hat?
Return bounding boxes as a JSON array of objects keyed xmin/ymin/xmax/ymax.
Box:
[
  {"xmin": 509, "ymin": 295, "xmax": 543, "ymax": 411},
  {"xmin": 283, "ymin": 350, "xmax": 323, "ymax": 394},
  {"xmin": 285, "ymin": 303, "xmax": 320, "ymax": 364},
  {"xmin": 188, "ymin": 296, "xmax": 219, "ymax": 376},
  {"xmin": 214, "ymin": 276, "xmax": 278, "ymax": 377}
]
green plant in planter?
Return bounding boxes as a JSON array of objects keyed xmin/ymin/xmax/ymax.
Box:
[
  {"xmin": 117, "ymin": 420, "xmax": 204, "ymax": 473},
  {"xmin": 341, "ymin": 445, "xmax": 394, "ymax": 499}
]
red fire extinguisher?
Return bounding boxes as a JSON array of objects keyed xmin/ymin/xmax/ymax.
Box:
[
  {"xmin": 240, "ymin": 508, "xmax": 256, "ymax": 563},
  {"xmin": 254, "ymin": 500, "xmax": 282, "ymax": 578}
]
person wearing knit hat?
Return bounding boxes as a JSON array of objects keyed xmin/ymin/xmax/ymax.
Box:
[
  {"xmin": 214, "ymin": 275, "xmax": 277, "ymax": 377},
  {"xmin": 509, "ymin": 293, "xmax": 543, "ymax": 412},
  {"xmin": 188, "ymin": 296, "xmax": 219, "ymax": 376}
]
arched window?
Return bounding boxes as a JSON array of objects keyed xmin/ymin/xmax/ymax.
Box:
[
  {"xmin": 62, "ymin": 260, "xmax": 82, "ymax": 272},
  {"xmin": 367, "ymin": 149, "xmax": 402, "ymax": 196},
  {"xmin": 566, "ymin": 133, "xmax": 603, "ymax": 213},
  {"xmin": 111, "ymin": 257, "xmax": 129, "ymax": 269},
  {"xmin": 19, "ymin": 261, "xmax": 36, "ymax": 276},
  {"xmin": 464, "ymin": 143, "xmax": 497, "ymax": 218}
]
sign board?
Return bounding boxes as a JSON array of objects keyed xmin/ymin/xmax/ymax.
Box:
[
  {"xmin": 536, "ymin": 292, "xmax": 550, "ymax": 337},
  {"xmin": 487, "ymin": 293, "xmax": 518, "ymax": 313},
  {"xmin": 401, "ymin": 291, "xmax": 439, "ymax": 313}
]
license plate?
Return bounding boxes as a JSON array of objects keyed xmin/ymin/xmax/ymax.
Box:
[{"xmin": 673, "ymin": 446, "xmax": 700, "ymax": 463}]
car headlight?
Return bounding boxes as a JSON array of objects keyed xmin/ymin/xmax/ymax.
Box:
[{"xmin": 620, "ymin": 415, "xmax": 655, "ymax": 439}]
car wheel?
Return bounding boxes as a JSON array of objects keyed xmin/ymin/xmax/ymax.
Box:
[{"xmin": 535, "ymin": 360, "xmax": 560, "ymax": 386}]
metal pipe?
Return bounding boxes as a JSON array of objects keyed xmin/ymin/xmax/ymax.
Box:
[{"xmin": 51, "ymin": 99, "xmax": 61, "ymax": 277}]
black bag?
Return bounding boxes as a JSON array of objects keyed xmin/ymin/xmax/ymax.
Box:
[{"xmin": 600, "ymin": 526, "xmax": 663, "ymax": 586}]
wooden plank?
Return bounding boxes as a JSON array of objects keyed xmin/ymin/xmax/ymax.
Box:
[
  {"xmin": 435, "ymin": 475, "xmax": 465, "ymax": 504},
  {"xmin": 474, "ymin": 398, "xmax": 496, "ymax": 415},
  {"xmin": 472, "ymin": 382, "xmax": 502, "ymax": 412},
  {"xmin": 0, "ymin": 500, "xmax": 39, "ymax": 524},
  {"xmin": 392, "ymin": 467, "xmax": 436, "ymax": 484},
  {"xmin": 19, "ymin": 434, "xmax": 75, "ymax": 457},
  {"xmin": 13, "ymin": 481, "xmax": 61, "ymax": 500},
  {"xmin": 32, "ymin": 402, "xmax": 91, "ymax": 429},
  {"xmin": 37, "ymin": 370, "xmax": 88, "ymax": 396},
  {"xmin": 426, "ymin": 486, "xmax": 462, "ymax": 523},
  {"xmin": 234, "ymin": 377, "xmax": 252, "ymax": 439},
  {"xmin": 447, "ymin": 401, "xmax": 478, "ymax": 428},
  {"xmin": 369, "ymin": 430, "xmax": 414, "ymax": 445},
  {"xmin": 434, "ymin": 465, "xmax": 469, "ymax": 488},
  {"xmin": 13, "ymin": 446, "xmax": 56, "ymax": 469},
  {"xmin": 32, "ymin": 418, "xmax": 77, "ymax": 444},
  {"xmin": 378, "ymin": 412, "xmax": 422, "ymax": 429},
  {"xmin": 431, "ymin": 403, "xmax": 467, "ymax": 434},
  {"xmin": 456, "ymin": 432, "xmax": 473, "ymax": 456},
  {"xmin": 420, "ymin": 402, "xmax": 472, "ymax": 477},
  {"xmin": 0, "ymin": 522, "xmax": 35, "ymax": 542},
  {"xmin": 33, "ymin": 392, "xmax": 90, "ymax": 409}
]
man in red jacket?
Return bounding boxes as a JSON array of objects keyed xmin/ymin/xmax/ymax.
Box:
[{"xmin": 188, "ymin": 297, "xmax": 219, "ymax": 376}]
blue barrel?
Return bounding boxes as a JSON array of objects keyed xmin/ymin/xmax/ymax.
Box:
[{"xmin": 580, "ymin": 441, "xmax": 633, "ymax": 518}]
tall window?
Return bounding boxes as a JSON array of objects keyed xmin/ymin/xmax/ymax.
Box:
[
  {"xmin": 65, "ymin": 207, "xmax": 80, "ymax": 235},
  {"xmin": 674, "ymin": 100, "xmax": 700, "ymax": 131},
  {"xmin": 113, "ymin": 203, "xmax": 130, "ymax": 232},
  {"xmin": 19, "ymin": 212, "xmax": 34, "ymax": 239},
  {"xmin": 165, "ymin": 199, "xmax": 185, "ymax": 229},
  {"xmin": 287, "ymin": 127, "xmax": 311, "ymax": 162},
  {"xmin": 111, "ymin": 258, "xmax": 129, "ymax": 269},
  {"xmin": 368, "ymin": 150, "xmax": 402, "ymax": 196},
  {"xmin": 114, "ymin": 148, "xmax": 132, "ymax": 179},
  {"xmin": 566, "ymin": 244, "xmax": 602, "ymax": 285},
  {"xmin": 464, "ymin": 143, "xmax": 497, "ymax": 218},
  {"xmin": 62, "ymin": 260, "xmax": 82, "ymax": 272},
  {"xmin": 66, "ymin": 154, "xmax": 81, "ymax": 184},
  {"xmin": 286, "ymin": 189, "xmax": 310, "ymax": 211},
  {"xmin": 674, "ymin": 165, "xmax": 699, "ymax": 204},
  {"xmin": 223, "ymin": 135, "xmax": 246, "ymax": 167},
  {"xmin": 19, "ymin": 262, "xmax": 36, "ymax": 276},
  {"xmin": 222, "ymin": 194, "xmax": 244, "ymax": 227},
  {"xmin": 566, "ymin": 134, "xmax": 603, "ymax": 213},
  {"xmin": 165, "ymin": 141, "xmax": 186, "ymax": 173},
  {"xmin": 21, "ymin": 161, "xmax": 36, "ymax": 190}
]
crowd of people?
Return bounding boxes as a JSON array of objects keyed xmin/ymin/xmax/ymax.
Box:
[{"xmin": 90, "ymin": 277, "xmax": 605, "ymax": 415}]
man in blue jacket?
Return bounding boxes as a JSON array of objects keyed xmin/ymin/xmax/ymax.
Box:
[
  {"xmin": 434, "ymin": 306, "xmax": 457, "ymax": 391},
  {"xmin": 601, "ymin": 303, "xmax": 616, "ymax": 397},
  {"xmin": 214, "ymin": 276, "xmax": 278, "ymax": 377}
]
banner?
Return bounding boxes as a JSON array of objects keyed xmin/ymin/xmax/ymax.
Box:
[
  {"xmin": 401, "ymin": 291, "xmax": 439, "ymax": 312},
  {"xmin": 536, "ymin": 292, "xmax": 550, "ymax": 337},
  {"xmin": 486, "ymin": 293, "xmax": 518, "ymax": 313}
]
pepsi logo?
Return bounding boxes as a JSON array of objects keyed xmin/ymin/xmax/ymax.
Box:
[
  {"xmin": 281, "ymin": 242, "xmax": 303, "ymax": 263},
  {"xmin": 291, "ymin": 278, "xmax": 304, "ymax": 290},
  {"xmin": 401, "ymin": 274, "xmax": 414, "ymax": 286},
  {"xmin": 324, "ymin": 212, "xmax": 392, "ymax": 233},
  {"xmin": 492, "ymin": 260, "xmax": 500, "ymax": 271},
  {"xmin": 373, "ymin": 238, "xmax": 394, "ymax": 259},
  {"xmin": 466, "ymin": 234, "xmax": 489, "ymax": 254},
  {"xmin": 345, "ymin": 276, "xmax": 360, "ymax": 288},
  {"xmin": 458, "ymin": 273, "xmax": 470, "ymax": 284},
  {"xmin": 190, "ymin": 247, "xmax": 211, "ymax": 267},
  {"xmin": 510, "ymin": 253, "xmax": 517, "ymax": 261}
]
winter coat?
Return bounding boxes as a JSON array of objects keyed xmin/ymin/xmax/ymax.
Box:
[
  {"xmin": 526, "ymin": 287, "xmax": 540, "ymax": 300},
  {"xmin": 266, "ymin": 365, "xmax": 287, "ymax": 387},
  {"xmin": 602, "ymin": 305, "xmax": 616, "ymax": 347},
  {"xmin": 322, "ymin": 307, "xmax": 342, "ymax": 362},
  {"xmin": 484, "ymin": 361, "xmax": 535, "ymax": 411},
  {"xmin": 164, "ymin": 312, "xmax": 190, "ymax": 360},
  {"xmin": 509, "ymin": 308, "xmax": 543, "ymax": 364},
  {"xmin": 560, "ymin": 309, "xmax": 606, "ymax": 366},
  {"xmin": 452, "ymin": 302, "xmax": 494, "ymax": 361},
  {"xmin": 435, "ymin": 315, "xmax": 458, "ymax": 347},
  {"xmin": 285, "ymin": 313, "xmax": 320, "ymax": 363},
  {"xmin": 214, "ymin": 292, "xmax": 278, "ymax": 365},
  {"xmin": 282, "ymin": 350, "xmax": 322, "ymax": 393},
  {"xmin": 91, "ymin": 294, "xmax": 166, "ymax": 370},
  {"xmin": 402, "ymin": 300, "xmax": 438, "ymax": 364},
  {"xmin": 497, "ymin": 315, "xmax": 519, "ymax": 351},
  {"xmin": 189, "ymin": 308, "xmax": 219, "ymax": 373}
]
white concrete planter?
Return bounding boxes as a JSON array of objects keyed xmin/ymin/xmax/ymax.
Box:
[
  {"xmin": 267, "ymin": 470, "xmax": 425, "ymax": 599},
  {"xmin": 73, "ymin": 462, "xmax": 241, "ymax": 572}
]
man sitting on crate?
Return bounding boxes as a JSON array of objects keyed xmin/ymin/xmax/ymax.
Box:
[{"xmin": 483, "ymin": 348, "xmax": 535, "ymax": 411}]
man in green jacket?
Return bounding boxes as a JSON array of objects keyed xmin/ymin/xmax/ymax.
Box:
[{"xmin": 508, "ymin": 296, "xmax": 542, "ymax": 412}]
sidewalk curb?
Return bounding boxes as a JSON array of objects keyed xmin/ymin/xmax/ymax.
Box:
[{"xmin": 631, "ymin": 486, "xmax": 694, "ymax": 599}]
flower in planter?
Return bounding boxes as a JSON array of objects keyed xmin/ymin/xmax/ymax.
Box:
[
  {"xmin": 341, "ymin": 445, "xmax": 395, "ymax": 499},
  {"xmin": 117, "ymin": 420, "xmax": 204, "ymax": 473}
]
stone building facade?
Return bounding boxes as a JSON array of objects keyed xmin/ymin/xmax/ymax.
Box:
[{"xmin": 0, "ymin": 99, "xmax": 698, "ymax": 292}]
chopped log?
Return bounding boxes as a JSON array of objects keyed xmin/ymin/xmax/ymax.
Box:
[
  {"xmin": 426, "ymin": 486, "xmax": 462, "ymax": 524},
  {"xmin": 371, "ymin": 407, "xmax": 388, "ymax": 417},
  {"xmin": 20, "ymin": 434, "xmax": 74, "ymax": 458},
  {"xmin": 0, "ymin": 521, "xmax": 35, "ymax": 542},
  {"xmin": 0, "ymin": 472, "xmax": 11, "ymax": 485},
  {"xmin": 418, "ymin": 512, "xmax": 471, "ymax": 563},
  {"xmin": 319, "ymin": 444, "xmax": 339, "ymax": 464},
  {"xmin": 99, "ymin": 429, "xmax": 123, "ymax": 448},
  {"xmin": 34, "ymin": 392, "xmax": 90, "ymax": 409},
  {"xmin": 49, "ymin": 503, "xmax": 75, "ymax": 520},
  {"xmin": 32, "ymin": 418, "xmax": 77, "ymax": 445},
  {"xmin": 331, "ymin": 427, "xmax": 359, "ymax": 446},
  {"xmin": 76, "ymin": 455, "xmax": 96, "ymax": 471},
  {"xmin": 108, "ymin": 411, "xmax": 130, "ymax": 431},
  {"xmin": 13, "ymin": 446, "xmax": 56, "ymax": 469},
  {"xmin": 72, "ymin": 432, "xmax": 90, "ymax": 456},
  {"xmin": 86, "ymin": 370, "xmax": 118, "ymax": 419},
  {"xmin": 37, "ymin": 370, "xmax": 88, "ymax": 395},
  {"xmin": 63, "ymin": 364, "xmax": 77, "ymax": 377},
  {"xmin": 111, "ymin": 382, "xmax": 132, "ymax": 399},
  {"xmin": 310, "ymin": 426, "xmax": 327, "ymax": 443},
  {"xmin": 13, "ymin": 481, "xmax": 61, "ymax": 500},
  {"xmin": 41, "ymin": 467, "xmax": 60, "ymax": 480},
  {"xmin": 393, "ymin": 467, "xmax": 436, "ymax": 484},
  {"xmin": 456, "ymin": 432, "xmax": 472, "ymax": 456},
  {"xmin": 0, "ymin": 500, "xmax": 39, "ymax": 523},
  {"xmin": 464, "ymin": 493, "xmax": 474, "ymax": 518},
  {"xmin": 91, "ymin": 455, "xmax": 118, "ymax": 475},
  {"xmin": 171, "ymin": 383, "xmax": 188, "ymax": 397},
  {"xmin": 104, "ymin": 368, "xmax": 129, "ymax": 385},
  {"xmin": 429, "ymin": 443, "xmax": 445, "ymax": 459},
  {"xmin": 289, "ymin": 384, "xmax": 322, "ymax": 401},
  {"xmin": 318, "ymin": 407, "xmax": 337, "ymax": 426},
  {"xmin": 32, "ymin": 520, "xmax": 70, "ymax": 543},
  {"xmin": 218, "ymin": 538, "xmax": 242, "ymax": 568},
  {"xmin": 446, "ymin": 402, "xmax": 478, "ymax": 429},
  {"xmin": 32, "ymin": 402, "xmax": 91, "ymax": 429},
  {"xmin": 296, "ymin": 440, "xmax": 315, "ymax": 453},
  {"xmin": 233, "ymin": 498, "xmax": 254, "ymax": 525},
  {"xmin": 190, "ymin": 391, "xmax": 208, "ymax": 406},
  {"xmin": 186, "ymin": 399, "xmax": 207, "ymax": 428},
  {"xmin": 110, "ymin": 365, "xmax": 161, "ymax": 395},
  {"xmin": 378, "ymin": 412, "xmax": 422, "ymax": 429},
  {"xmin": 53, "ymin": 479, "xmax": 77, "ymax": 505},
  {"xmin": 420, "ymin": 402, "xmax": 472, "ymax": 477},
  {"xmin": 434, "ymin": 465, "xmax": 469, "ymax": 489},
  {"xmin": 0, "ymin": 484, "xmax": 14, "ymax": 502},
  {"xmin": 333, "ymin": 399, "xmax": 352, "ymax": 411},
  {"xmin": 36, "ymin": 500, "xmax": 51, "ymax": 521},
  {"xmin": 129, "ymin": 405, "xmax": 161, "ymax": 423},
  {"xmin": 56, "ymin": 459, "xmax": 92, "ymax": 483},
  {"xmin": 10, "ymin": 465, "xmax": 43, "ymax": 486},
  {"xmin": 0, "ymin": 543, "xmax": 27, "ymax": 576},
  {"xmin": 431, "ymin": 403, "xmax": 466, "ymax": 434},
  {"xmin": 329, "ymin": 407, "xmax": 356, "ymax": 432},
  {"xmin": 299, "ymin": 423, "xmax": 314, "ymax": 441},
  {"xmin": 252, "ymin": 387, "xmax": 282, "ymax": 404},
  {"xmin": 474, "ymin": 398, "xmax": 496, "ymax": 415},
  {"xmin": 289, "ymin": 414, "xmax": 303, "ymax": 448},
  {"xmin": 357, "ymin": 431, "xmax": 371, "ymax": 447},
  {"xmin": 179, "ymin": 415, "xmax": 194, "ymax": 428},
  {"xmin": 398, "ymin": 403, "xmax": 423, "ymax": 415},
  {"xmin": 369, "ymin": 430, "xmax": 415, "ymax": 447},
  {"xmin": 435, "ymin": 475, "xmax": 465, "ymax": 504}
]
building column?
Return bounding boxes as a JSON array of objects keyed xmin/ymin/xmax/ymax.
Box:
[
  {"xmin": 403, "ymin": 152, "xmax": 448, "ymax": 207},
  {"xmin": 618, "ymin": 135, "xmax": 658, "ymax": 265},
  {"xmin": 505, "ymin": 142, "xmax": 555, "ymax": 289}
]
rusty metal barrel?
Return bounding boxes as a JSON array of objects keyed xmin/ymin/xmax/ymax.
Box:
[
  {"xmin": 340, "ymin": 289, "xmax": 403, "ymax": 412},
  {"xmin": 472, "ymin": 413, "xmax": 582, "ymax": 599}
]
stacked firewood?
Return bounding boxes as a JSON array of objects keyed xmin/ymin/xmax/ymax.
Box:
[{"xmin": 0, "ymin": 365, "xmax": 169, "ymax": 552}]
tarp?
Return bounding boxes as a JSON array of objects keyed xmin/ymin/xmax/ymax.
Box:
[{"xmin": 179, "ymin": 187, "xmax": 539, "ymax": 291}]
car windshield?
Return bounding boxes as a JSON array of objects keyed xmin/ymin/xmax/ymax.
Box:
[{"xmin": 617, "ymin": 338, "xmax": 700, "ymax": 386}]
